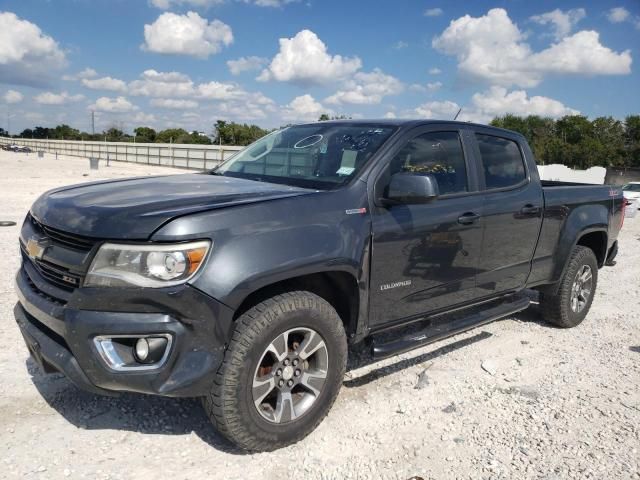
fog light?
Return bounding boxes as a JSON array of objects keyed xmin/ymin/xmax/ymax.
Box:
[
  {"xmin": 134, "ymin": 338, "xmax": 150, "ymax": 362},
  {"xmin": 94, "ymin": 334, "xmax": 171, "ymax": 371}
]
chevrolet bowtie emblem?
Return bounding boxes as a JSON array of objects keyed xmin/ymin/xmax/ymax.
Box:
[{"xmin": 25, "ymin": 237, "xmax": 48, "ymax": 260}]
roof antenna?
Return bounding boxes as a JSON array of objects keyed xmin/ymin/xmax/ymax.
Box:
[{"xmin": 453, "ymin": 108, "xmax": 462, "ymax": 121}]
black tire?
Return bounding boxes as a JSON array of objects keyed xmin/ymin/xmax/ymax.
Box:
[
  {"xmin": 202, "ymin": 291, "xmax": 347, "ymax": 451},
  {"xmin": 540, "ymin": 245, "xmax": 598, "ymax": 328}
]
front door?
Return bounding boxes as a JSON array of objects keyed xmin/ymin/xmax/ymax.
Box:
[{"xmin": 369, "ymin": 128, "xmax": 485, "ymax": 327}]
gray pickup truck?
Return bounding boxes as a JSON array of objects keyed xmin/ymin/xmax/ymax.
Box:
[{"xmin": 15, "ymin": 120, "xmax": 624, "ymax": 451}]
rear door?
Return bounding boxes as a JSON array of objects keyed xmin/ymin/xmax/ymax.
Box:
[
  {"xmin": 369, "ymin": 126, "xmax": 485, "ymax": 327},
  {"xmin": 471, "ymin": 128, "xmax": 543, "ymax": 295}
]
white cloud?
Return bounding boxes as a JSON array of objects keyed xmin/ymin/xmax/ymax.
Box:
[
  {"xmin": 258, "ymin": 30, "xmax": 362, "ymax": 85},
  {"xmin": 605, "ymin": 7, "xmax": 640, "ymax": 30},
  {"xmin": 424, "ymin": 8, "xmax": 443, "ymax": 17},
  {"xmin": 131, "ymin": 112, "xmax": 157, "ymax": 124},
  {"xmin": 384, "ymin": 111, "xmax": 397, "ymax": 119},
  {"xmin": 282, "ymin": 94, "xmax": 331, "ymax": 122},
  {"xmin": 409, "ymin": 81, "xmax": 442, "ymax": 93},
  {"xmin": 34, "ymin": 91, "xmax": 84, "ymax": 105},
  {"xmin": 325, "ymin": 69, "xmax": 403, "ymax": 105},
  {"xmin": 393, "ymin": 41, "xmax": 408, "ymax": 50},
  {"xmin": 81, "ymin": 76, "xmax": 128, "ymax": 93},
  {"xmin": 530, "ymin": 8, "xmax": 586, "ymax": 40},
  {"xmin": 126, "ymin": 69, "xmax": 275, "ymax": 120},
  {"xmin": 532, "ymin": 31, "xmax": 632, "ymax": 76},
  {"xmin": 227, "ymin": 56, "xmax": 268, "ymax": 75},
  {"xmin": 3, "ymin": 90, "xmax": 23, "ymax": 104},
  {"xmin": 211, "ymin": 99, "xmax": 274, "ymax": 121},
  {"xmin": 142, "ymin": 12, "xmax": 233, "ymax": 58},
  {"xmin": 465, "ymin": 86, "xmax": 579, "ymax": 123},
  {"xmin": 62, "ymin": 68, "xmax": 98, "ymax": 81},
  {"xmin": 413, "ymin": 100, "xmax": 460, "ymax": 119},
  {"xmin": 428, "ymin": 67, "xmax": 442, "ymax": 75},
  {"xmin": 433, "ymin": 8, "xmax": 632, "ymax": 88},
  {"xmin": 197, "ymin": 81, "xmax": 246, "ymax": 100},
  {"xmin": 129, "ymin": 69, "xmax": 195, "ymax": 97},
  {"xmin": 151, "ymin": 98, "xmax": 199, "ymax": 109},
  {"xmin": 0, "ymin": 12, "xmax": 66, "ymax": 86},
  {"xmin": 607, "ymin": 7, "xmax": 629, "ymax": 23},
  {"xmin": 410, "ymin": 87, "xmax": 578, "ymax": 124},
  {"xmin": 90, "ymin": 96, "xmax": 138, "ymax": 113}
]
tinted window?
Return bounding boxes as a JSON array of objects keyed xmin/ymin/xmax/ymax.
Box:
[
  {"xmin": 622, "ymin": 184, "xmax": 640, "ymax": 192},
  {"xmin": 476, "ymin": 134, "xmax": 526, "ymax": 190},
  {"xmin": 389, "ymin": 131, "xmax": 468, "ymax": 195}
]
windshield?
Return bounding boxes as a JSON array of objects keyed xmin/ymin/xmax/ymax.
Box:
[
  {"xmin": 622, "ymin": 183, "xmax": 640, "ymax": 192},
  {"xmin": 213, "ymin": 123, "xmax": 397, "ymax": 189}
]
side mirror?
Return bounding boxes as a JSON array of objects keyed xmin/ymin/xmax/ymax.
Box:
[{"xmin": 384, "ymin": 172, "xmax": 439, "ymax": 205}]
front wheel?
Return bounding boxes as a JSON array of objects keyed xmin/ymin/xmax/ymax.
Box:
[
  {"xmin": 540, "ymin": 245, "xmax": 598, "ymax": 328},
  {"xmin": 203, "ymin": 291, "xmax": 347, "ymax": 451}
]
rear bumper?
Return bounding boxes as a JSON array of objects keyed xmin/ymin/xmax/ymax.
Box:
[{"xmin": 14, "ymin": 266, "xmax": 234, "ymax": 397}]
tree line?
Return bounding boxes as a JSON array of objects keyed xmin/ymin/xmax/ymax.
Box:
[
  {"xmin": 490, "ymin": 114, "xmax": 640, "ymax": 169},
  {"xmin": 4, "ymin": 114, "xmax": 639, "ymax": 169},
  {"xmin": 3, "ymin": 121, "xmax": 271, "ymax": 147}
]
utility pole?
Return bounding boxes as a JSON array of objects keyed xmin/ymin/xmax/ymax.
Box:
[{"xmin": 91, "ymin": 110, "xmax": 95, "ymax": 135}]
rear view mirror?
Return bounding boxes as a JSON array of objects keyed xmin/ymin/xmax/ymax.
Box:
[{"xmin": 385, "ymin": 173, "xmax": 439, "ymax": 205}]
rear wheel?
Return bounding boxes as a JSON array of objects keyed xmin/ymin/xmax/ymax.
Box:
[
  {"xmin": 203, "ymin": 291, "xmax": 347, "ymax": 451},
  {"xmin": 540, "ymin": 245, "xmax": 598, "ymax": 328}
]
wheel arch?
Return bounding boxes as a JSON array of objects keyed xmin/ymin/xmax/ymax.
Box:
[
  {"xmin": 547, "ymin": 227, "xmax": 608, "ymax": 295},
  {"xmin": 232, "ymin": 270, "xmax": 361, "ymax": 340}
]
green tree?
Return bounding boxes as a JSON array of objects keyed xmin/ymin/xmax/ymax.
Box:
[
  {"xmin": 213, "ymin": 120, "xmax": 269, "ymax": 146},
  {"xmin": 33, "ymin": 126, "xmax": 52, "ymax": 139},
  {"xmin": 625, "ymin": 115, "xmax": 640, "ymax": 167},
  {"xmin": 51, "ymin": 124, "xmax": 81, "ymax": 140},
  {"xmin": 156, "ymin": 128, "xmax": 189, "ymax": 144},
  {"xmin": 104, "ymin": 127, "xmax": 125, "ymax": 142},
  {"xmin": 134, "ymin": 126, "xmax": 157, "ymax": 143}
]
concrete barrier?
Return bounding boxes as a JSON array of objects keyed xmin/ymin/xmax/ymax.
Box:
[{"xmin": 0, "ymin": 137, "xmax": 243, "ymax": 171}]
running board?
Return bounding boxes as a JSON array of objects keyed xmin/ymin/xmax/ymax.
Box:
[{"xmin": 371, "ymin": 294, "xmax": 530, "ymax": 360}]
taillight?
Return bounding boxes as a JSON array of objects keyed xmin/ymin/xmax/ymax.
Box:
[{"xmin": 620, "ymin": 199, "xmax": 628, "ymax": 229}]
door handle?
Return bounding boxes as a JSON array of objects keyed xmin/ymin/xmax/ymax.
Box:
[
  {"xmin": 458, "ymin": 212, "xmax": 480, "ymax": 225},
  {"xmin": 520, "ymin": 204, "xmax": 541, "ymax": 215}
]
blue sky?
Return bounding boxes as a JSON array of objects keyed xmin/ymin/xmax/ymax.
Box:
[{"xmin": 0, "ymin": 0, "xmax": 638, "ymax": 135}]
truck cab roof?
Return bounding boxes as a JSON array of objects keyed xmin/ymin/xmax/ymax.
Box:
[{"xmin": 307, "ymin": 119, "xmax": 525, "ymax": 139}]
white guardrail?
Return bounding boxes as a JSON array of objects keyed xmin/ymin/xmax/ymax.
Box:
[{"xmin": 0, "ymin": 136, "xmax": 243, "ymax": 170}]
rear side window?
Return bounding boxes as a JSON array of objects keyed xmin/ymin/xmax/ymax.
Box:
[
  {"xmin": 476, "ymin": 134, "xmax": 526, "ymax": 190},
  {"xmin": 388, "ymin": 131, "xmax": 468, "ymax": 195}
]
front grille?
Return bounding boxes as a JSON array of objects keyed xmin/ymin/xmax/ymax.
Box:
[
  {"xmin": 29, "ymin": 214, "xmax": 96, "ymax": 252},
  {"xmin": 20, "ymin": 246, "xmax": 81, "ymax": 291},
  {"xmin": 35, "ymin": 259, "xmax": 81, "ymax": 290},
  {"xmin": 24, "ymin": 274, "xmax": 67, "ymax": 306}
]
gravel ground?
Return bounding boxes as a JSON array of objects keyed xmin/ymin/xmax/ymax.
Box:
[{"xmin": 1, "ymin": 150, "xmax": 638, "ymax": 480}]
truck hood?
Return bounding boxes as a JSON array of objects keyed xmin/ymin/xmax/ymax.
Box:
[{"xmin": 30, "ymin": 173, "xmax": 314, "ymax": 239}]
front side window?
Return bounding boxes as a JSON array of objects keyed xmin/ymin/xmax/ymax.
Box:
[
  {"xmin": 476, "ymin": 134, "xmax": 527, "ymax": 190},
  {"xmin": 388, "ymin": 131, "xmax": 468, "ymax": 195},
  {"xmin": 622, "ymin": 183, "xmax": 640, "ymax": 192},
  {"xmin": 214, "ymin": 123, "xmax": 397, "ymax": 190}
]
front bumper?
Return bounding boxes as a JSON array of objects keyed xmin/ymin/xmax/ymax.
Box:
[{"xmin": 14, "ymin": 265, "xmax": 234, "ymax": 397}]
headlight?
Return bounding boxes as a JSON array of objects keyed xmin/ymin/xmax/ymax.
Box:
[{"xmin": 85, "ymin": 240, "xmax": 211, "ymax": 288}]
